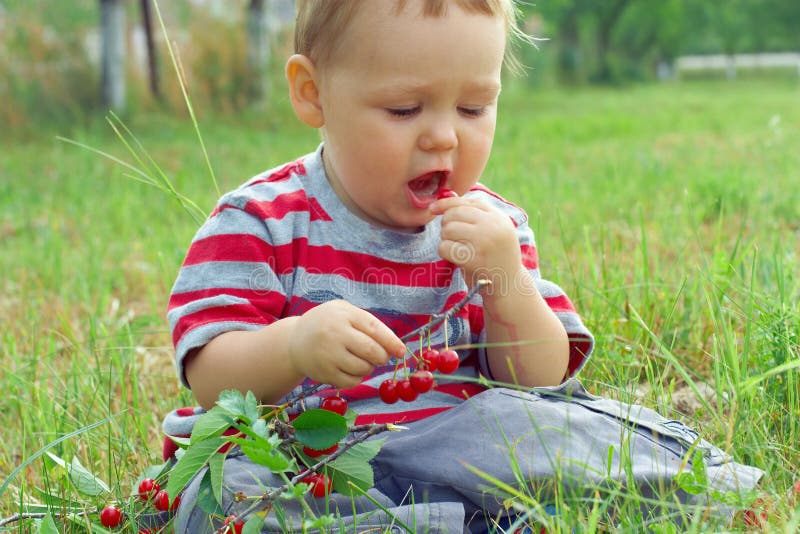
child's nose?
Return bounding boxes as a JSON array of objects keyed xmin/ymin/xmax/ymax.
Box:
[{"xmin": 418, "ymin": 119, "xmax": 458, "ymax": 152}]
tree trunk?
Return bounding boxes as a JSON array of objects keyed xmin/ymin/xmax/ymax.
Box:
[
  {"xmin": 247, "ymin": 0, "xmax": 269, "ymax": 105},
  {"xmin": 140, "ymin": 0, "xmax": 160, "ymax": 100},
  {"xmin": 100, "ymin": 0, "xmax": 126, "ymax": 112},
  {"xmin": 593, "ymin": 0, "xmax": 630, "ymax": 83}
]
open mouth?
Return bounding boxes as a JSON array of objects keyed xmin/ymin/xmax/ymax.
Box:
[{"xmin": 406, "ymin": 171, "xmax": 448, "ymax": 208}]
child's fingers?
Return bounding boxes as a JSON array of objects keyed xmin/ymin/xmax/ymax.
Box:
[
  {"xmin": 438, "ymin": 239, "xmax": 476, "ymax": 266},
  {"xmin": 440, "ymin": 220, "xmax": 478, "ymax": 243},
  {"xmin": 345, "ymin": 329, "xmax": 394, "ymax": 368},
  {"xmin": 430, "ymin": 196, "xmax": 490, "ymax": 215},
  {"xmin": 351, "ymin": 307, "xmax": 407, "ymax": 358}
]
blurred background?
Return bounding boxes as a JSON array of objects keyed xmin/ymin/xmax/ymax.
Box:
[{"xmin": 2, "ymin": 0, "xmax": 799, "ymax": 137}]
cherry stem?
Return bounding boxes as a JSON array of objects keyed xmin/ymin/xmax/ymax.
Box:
[
  {"xmin": 230, "ymin": 423, "xmax": 398, "ymax": 525},
  {"xmin": 399, "ymin": 279, "xmax": 491, "ymax": 345}
]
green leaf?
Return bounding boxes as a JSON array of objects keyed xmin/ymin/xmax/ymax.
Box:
[
  {"xmin": 328, "ymin": 439, "xmax": 384, "ymax": 496},
  {"xmin": 674, "ymin": 472, "xmax": 704, "ymax": 495},
  {"xmin": 208, "ymin": 451, "xmax": 225, "ymax": 507},
  {"xmin": 32, "ymin": 487, "xmax": 83, "ymax": 510},
  {"xmin": 0, "ymin": 415, "xmax": 111, "ymax": 501},
  {"xmin": 216, "ymin": 389, "xmax": 259, "ymax": 424},
  {"xmin": 691, "ymin": 449, "xmax": 707, "ymax": 487},
  {"xmin": 68, "ymin": 456, "xmax": 110, "ymax": 496},
  {"xmin": 141, "ymin": 461, "xmax": 172, "ymax": 483},
  {"xmin": 292, "ymin": 409, "xmax": 348, "ymax": 450},
  {"xmin": 166, "ymin": 437, "xmax": 226, "ymax": 500},
  {"xmin": 168, "ymin": 435, "xmax": 191, "ymax": 447},
  {"xmin": 302, "ymin": 515, "xmax": 337, "ymax": 531},
  {"xmin": 242, "ymin": 516, "xmax": 263, "ymax": 534},
  {"xmin": 251, "ymin": 418, "xmax": 269, "ymax": 439},
  {"xmin": 283, "ymin": 482, "xmax": 310, "ymax": 500},
  {"xmin": 239, "ymin": 442, "xmax": 294, "ymax": 472},
  {"xmin": 44, "ymin": 453, "xmax": 110, "ymax": 497},
  {"xmin": 196, "ymin": 470, "xmax": 225, "ymax": 517},
  {"xmin": 192, "ymin": 406, "xmax": 236, "ymax": 444},
  {"xmin": 37, "ymin": 512, "xmax": 59, "ymax": 534},
  {"xmin": 243, "ymin": 390, "xmax": 261, "ymax": 423}
]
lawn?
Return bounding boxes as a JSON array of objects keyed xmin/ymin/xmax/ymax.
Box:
[{"xmin": 1, "ymin": 77, "xmax": 798, "ymax": 531}]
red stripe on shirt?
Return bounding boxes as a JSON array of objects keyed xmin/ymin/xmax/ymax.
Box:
[
  {"xmin": 182, "ymin": 233, "xmax": 275, "ymax": 267},
  {"xmin": 544, "ymin": 294, "xmax": 575, "ymax": 313},
  {"xmin": 172, "ymin": 304, "xmax": 275, "ymax": 348},
  {"xmin": 168, "ymin": 287, "xmax": 286, "ymax": 312},
  {"xmin": 521, "ymin": 244, "xmax": 538, "ymax": 270},
  {"xmin": 249, "ymin": 159, "xmax": 306, "ymax": 186},
  {"xmin": 301, "ymin": 245, "xmax": 455, "ymax": 287},
  {"xmin": 242, "ymin": 191, "xmax": 332, "ymax": 222}
]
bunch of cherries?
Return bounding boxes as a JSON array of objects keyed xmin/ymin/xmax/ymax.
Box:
[
  {"xmin": 378, "ymin": 347, "xmax": 459, "ymax": 404},
  {"xmin": 99, "ymin": 477, "xmax": 179, "ymax": 531}
]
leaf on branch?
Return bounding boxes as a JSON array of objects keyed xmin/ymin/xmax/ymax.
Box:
[
  {"xmin": 292, "ymin": 409, "xmax": 348, "ymax": 450},
  {"xmin": 239, "ymin": 442, "xmax": 294, "ymax": 472},
  {"xmin": 37, "ymin": 512, "xmax": 59, "ymax": 534},
  {"xmin": 196, "ymin": 470, "xmax": 225, "ymax": 517},
  {"xmin": 208, "ymin": 452, "xmax": 225, "ymax": 507},
  {"xmin": 302, "ymin": 515, "xmax": 337, "ymax": 531},
  {"xmin": 166, "ymin": 437, "xmax": 226, "ymax": 500},
  {"xmin": 191, "ymin": 406, "xmax": 237, "ymax": 444},
  {"xmin": 242, "ymin": 516, "xmax": 264, "ymax": 534},
  {"xmin": 216, "ymin": 389, "xmax": 260, "ymax": 424},
  {"xmin": 251, "ymin": 418, "xmax": 269, "ymax": 439},
  {"xmin": 328, "ymin": 439, "xmax": 385, "ymax": 496},
  {"xmin": 44, "ymin": 453, "xmax": 110, "ymax": 496}
]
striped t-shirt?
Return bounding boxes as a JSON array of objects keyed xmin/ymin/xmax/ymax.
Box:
[{"xmin": 168, "ymin": 145, "xmax": 594, "ymax": 424}]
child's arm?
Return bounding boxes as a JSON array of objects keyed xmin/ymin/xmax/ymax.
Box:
[
  {"xmin": 185, "ymin": 300, "xmax": 407, "ymax": 409},
  {"xmin": 430, "ymin": 197, "xmax": 569, "ymax": 387}
]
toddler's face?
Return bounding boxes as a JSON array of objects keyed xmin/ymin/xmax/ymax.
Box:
[{"xmin": 317, "ymin": 0, "xmax": 505, "ymax": 232}]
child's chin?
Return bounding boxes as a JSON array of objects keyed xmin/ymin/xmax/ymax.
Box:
[{"xmin": 385, "ymin": 213, "xmax": 434, "ymax": 233}]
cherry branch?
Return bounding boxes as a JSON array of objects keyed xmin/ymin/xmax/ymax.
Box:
[
  {"xmin": 400, "ymin": 279, "xmax": 491, "ymax": 344},
  {"xmin": 0, "ymin": 512, "xmax": 47, "ymax": 527},
  {"xmin": 224, "ymin": 422, "xmax": 404, "ymax": 529}
]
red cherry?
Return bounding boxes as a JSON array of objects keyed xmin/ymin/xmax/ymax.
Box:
[
  {"xmin": 378, "ymin": 379, "xmax": 400, "ymax": 404},
  {"xmin": 137, "ymin": 478, "xmax": 160, "ymax": 501},
  {"xmin": 100, "ymin": 505, "xmax": 123, "ymax": 528},
  {"xmin": 397, "ymin": 379, "xmax": 419, "ymax": 402},
  {"xmin": 153, "ymin": 489, "xmax": 170, "ymax": 511},
  {"xmin": 233, "ymin": 520, "xmax": 245, "ymax": 534},
  {"xmin": 420, "ymin": 348, "xmax": 439, "ymax": 371},
  {"xmin": 320, "ymin": 396, "xmax": 348, "ymax": 415},
  {"xmin": 305, "ymin": 473, "xmax": 333, "ymax": 498},
  {"xmin": 437, "ymin": 188, "xmax": 458, "ymax": 199},
  {"xmin": 409, "ymin": 370, "xmax": 434, "ymax": 393},
  {"xmin": 437, "ymin": 349, "xmax": 460, "ymax": 374},
  {"xmin": 303, "ymin": 443, "xmax": 339, "ymax": 458}
]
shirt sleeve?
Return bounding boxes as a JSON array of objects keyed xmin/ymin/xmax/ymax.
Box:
[
  {"xmin": 167, "ymin": 196, "xmax": 288, "ymax": 388},
  {"xmin": 468, "ymin": 186, "xmax": 595, "ymax": 381}
]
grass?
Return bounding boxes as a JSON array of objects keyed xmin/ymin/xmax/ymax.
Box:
[{"xmin": 1, "ymin": 77, "xmax": 799, "ymax": 531}]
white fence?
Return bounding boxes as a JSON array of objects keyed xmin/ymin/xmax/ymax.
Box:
[{"xmin": 675, "ymin": 52, "xmax": 800, "ymax": 78}]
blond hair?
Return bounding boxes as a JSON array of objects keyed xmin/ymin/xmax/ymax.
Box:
[{"xmin": 293, "ymin": 0, "xmax": 528, "ymax": 73}]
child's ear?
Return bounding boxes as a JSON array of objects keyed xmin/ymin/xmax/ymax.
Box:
[{"xmin": 286, "ymin": 54, "xmax": 324, "ymax": 128}]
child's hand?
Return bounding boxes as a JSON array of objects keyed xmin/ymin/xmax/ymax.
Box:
[
  {"xmin": 288, "ymin": 300, "xmax": 406, "ymax": 389},
  {"xmin": 430, "ymin": 196, "xmax": 521, "ymax": 285}
]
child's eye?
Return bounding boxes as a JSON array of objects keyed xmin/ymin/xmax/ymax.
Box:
[
  {"xmin": 386, "ymin": 107, "xmax": 420, "ymax": 118},
  {"xmin": 458, "ymin": 106, "xmax": 486, "ymax": 117}
]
